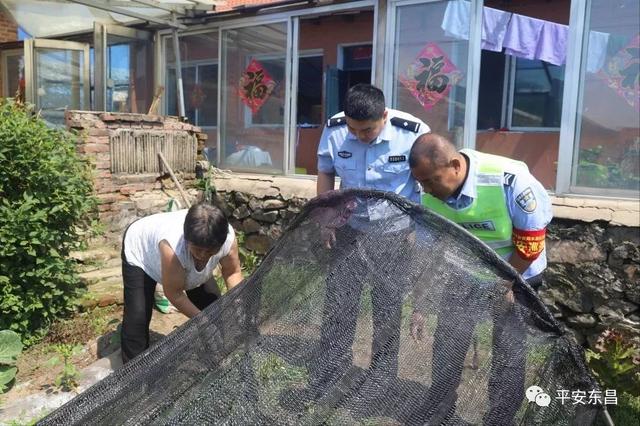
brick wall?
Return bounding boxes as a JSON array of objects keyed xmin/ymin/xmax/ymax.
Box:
[
  {"xmin": 0, "ymin": 10, "xmax": 18, "ymax": 97},
  {"xmin": 66, "ymin": 111, "xmax": 207, "ymax": 233},
  {"xmin": 0, "ymin": 11, "xmax": 17, "ymax": 43}
]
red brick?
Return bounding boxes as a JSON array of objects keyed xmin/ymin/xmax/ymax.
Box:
[{"xmin": 78, "ymin": 143, "xmax": 110, "ymax": 154}]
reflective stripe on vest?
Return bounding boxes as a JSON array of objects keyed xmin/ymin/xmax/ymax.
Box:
[{"xmin": 422, "ymin": 150, "xmax": 526, "ymax": 257}]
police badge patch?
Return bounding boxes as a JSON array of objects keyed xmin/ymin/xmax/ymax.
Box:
[
  {"xmin": 515, "ymin": 187, "xmax": 537, "ymax": 213},
  {"xmin": 338, "ymin": 151, "xmax": 352, "ymax": 159}
]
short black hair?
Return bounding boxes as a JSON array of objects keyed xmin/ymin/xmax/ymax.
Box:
[
  {"xmin": 343, "ymin": 84, "xmax": 386, "ymax": 121},
  {"xmin": 184, "ymin": 203, "xmax": 229, "ymax": 248},
  {"xmin": 409, "ymin": 133, "xmax": 456, "ymax": 168}
]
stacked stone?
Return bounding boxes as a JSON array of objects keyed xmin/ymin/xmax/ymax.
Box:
[
  {"xmin": 541, "ymin": 220, "xmax": 640, "ymax": 347},
  {"xmin": 214, "ymin": 190, "xmax": 307, "ymax": 254}
]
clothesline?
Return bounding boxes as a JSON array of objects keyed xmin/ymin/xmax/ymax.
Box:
[{"xmin": 441, "ymin": 0, "xmax": 610, "ymax": 72}]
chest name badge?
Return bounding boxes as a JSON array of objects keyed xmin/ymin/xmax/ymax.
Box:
[
  {"xmin": 388, "ymin": 155, "xmax": 407, "ymax": 163},
  {"xmin": 338, "ymin": 151, "xmax": 352, "ymax": 159}
]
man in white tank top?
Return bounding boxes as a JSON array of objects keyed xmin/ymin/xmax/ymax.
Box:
[{"xmin": 121, "ymin": 203, "xmax": 243, "ymax": 363}]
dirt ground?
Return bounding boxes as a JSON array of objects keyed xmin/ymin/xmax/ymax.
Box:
[{"xmin": 3, "ymin": 305, "xmax": 188, "ymax": 408}]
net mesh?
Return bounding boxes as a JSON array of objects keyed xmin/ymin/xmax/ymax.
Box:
[{"xmin": 40, "ymin": 189, "xmax": 600, "ymax": 425}]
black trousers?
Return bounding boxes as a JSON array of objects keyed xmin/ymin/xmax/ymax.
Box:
[
  {"xmin": 120, "ymin": 235, "xmax": 218, "ymax": 364},
  {"xmin": 311, "ymin": 226, "xmax": 413, "ymax": 391},
  {"xmin": 422, "ymin": 274, "xmax": 544, "ymax": 425}
]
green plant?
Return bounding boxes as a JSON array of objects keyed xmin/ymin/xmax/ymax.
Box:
[
  {"xmin": 0, "ymin": 330, "xmax": 23, "ymax": 393},
  {"xmin": 0, "ymin": 100, "xmax": 96, "ymax": 344},
  {"xmin": 577, "ymin": 145, "xmax": 640, "ymax": 190},
  {"xmin": 586, "ymin": 329, "xmax": 640, "ymax": 396},
  {"xmin": 46, "ymin": 343, "xmax": 83, "ymax": 392},
  {"xmin": 236, "ymin": 231, "xmax": 262, "ymax": 276}
]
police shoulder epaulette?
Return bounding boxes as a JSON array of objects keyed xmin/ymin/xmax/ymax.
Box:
[
  {"xmin": 327, "ymin": 115, "xmax": 347, "ymax": 128},
  {"xmin": 390, "ymin": 117, "xmax": 421, "ymax": 132}
]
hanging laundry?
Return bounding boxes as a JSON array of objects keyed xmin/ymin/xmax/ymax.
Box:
[
  {"xmin": 482, "ymin": 7, "xmax": 512, "ymax": 52},
  {"xmin": 440, "ymin": 0, "xmax": 513, "ymax": 51},
  {"xmin": 399, "ymin": 42, "xmax": 463, "ymax": 111},
  {"xmin": 587, "ymin": 31, "xmax": 611, "ymax": 73},
  {"xmin": 535, "ymin": 21, "xmax": 568, "ymax": 66},
  {"xmin": 503, "ymin": 13, "xmax": 545, "ymax": 60},
  {"xmin": 441, "ymin": 0, "xmax": 470, "ymax": 40}
]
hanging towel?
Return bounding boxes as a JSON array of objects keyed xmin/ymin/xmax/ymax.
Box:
[
  {"xmin": 441, "ymin": 0, "xmax": 470, "ymax": 40},
  {"xmin": 482, "ymin": 6, "xmax": 512, "ymax": 52},
  {"xmin": 535, "ymin": 21, "xmax": 569, "ymax": 66},
  {"xmin": 441, "ymin": 0, "xmax": 513, "ymax": 51},
  {"xmin": 587, "ymin": 31, "xmax": 610, "ymax": 73},
  {"xmin": 503, "ymin": 13, "xmax": 545, "ymax": 60}
]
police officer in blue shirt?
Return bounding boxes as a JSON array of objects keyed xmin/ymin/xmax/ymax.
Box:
[
  {"xmin": 309, "ymin": 84, "xmax": 430, "ymax": 400},
  {"xmin": 407, "ymin": 133, "xmax": 553, "ymax": 425}
]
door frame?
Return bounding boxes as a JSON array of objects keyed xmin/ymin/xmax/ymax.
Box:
[{"xmin": 94, "ymin": 23, "xmax": 153, "ymax": 112}]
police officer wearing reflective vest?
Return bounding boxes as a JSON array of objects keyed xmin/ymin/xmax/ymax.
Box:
[
  {"xmin": 407, "ymin": 133, "xmax": 552, "ymax": 425},
  {"xmin": 311, "ymin": 83, "xmax": 430, "ymax": 397}
]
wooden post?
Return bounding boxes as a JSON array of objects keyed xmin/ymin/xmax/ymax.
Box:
[{"xmin": 158, "ymin": 151, "xmax": 191, "ymax": 208}]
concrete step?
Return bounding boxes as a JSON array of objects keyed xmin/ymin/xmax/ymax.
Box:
[
  {"xmin": 79, "ymin": 266, "xmax": 121, "ymax": 285},
  {"xmin": 77, "ymin": 257, "xmax": 121, "ymax": 274},
  {"xmin": 82, "ymin": 278, "xmax": 123, "ymax": 309},
  {"xmin": 70, "ymin": 247, "xmax": 120, "ymax": 263}
]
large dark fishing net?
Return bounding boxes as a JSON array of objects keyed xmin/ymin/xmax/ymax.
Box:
[{"xmin": 40, "ymin": 189, "xmax": 600, "ymax": 425}]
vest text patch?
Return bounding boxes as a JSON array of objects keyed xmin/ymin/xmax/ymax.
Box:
[
  {"xmin": 388, "ymin": 155, "xmax": 407, "ymax": 163},
  {"xmin": 338, "ymin": 151, "xmax": 352, "ymax": 159},
  {"xmin": 460, "ymin": 221, "xmax": 496, "ymax": 231}
]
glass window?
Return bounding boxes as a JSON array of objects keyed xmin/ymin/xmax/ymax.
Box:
[
  {"xmin": 34, "ymin": 47, "xmax": 87, "ymax": 126},
  {"xmin": 165, "ymin": 32, "xmax": 219, "ymax": 158},
  {"xmin": 392, "ymin": 0, "xmax": 470, "ymax": 144},
  {"xmin": 297, "ymin": 54, "xmax": 323, "ymax": 125},
  {"xmin": 167, "ymin": 64, "xmax": 217, "ymax": 127},
  {"xmin": 573, "ymin": 0, "xmax": 639, "ymax": 193},
  {"xmin": 477, "ymin": 0, "xmax": 570, "ymax": 190},
  {"xmin": 105, "ymin": 35, "xmax": 153, "ymax": 114},
  {"xmin": 1, "ymin": 51, "xmax": 24, "ymax": 100},
  {"xmin": 246, "ymin": 57, "xmax": 285, "ymax": 126},
  {"xmin": 220, "ymin": 23, "xmax": 287, "ymax": 172},
  {"xmin": 294, "ymin": 10, "xmax": 374, "ymax": 175},
  {"xmin": 510, "ymin": 58, "xmax": 564, "ymax": 129}
]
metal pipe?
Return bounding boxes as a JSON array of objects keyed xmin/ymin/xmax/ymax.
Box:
[{"xmin": 171, "ymin": 28, "xmax": 186, "ymax": 118}]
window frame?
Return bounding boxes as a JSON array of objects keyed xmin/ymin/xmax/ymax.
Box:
[
  {"xmin": 166, "ymin": 58, "xmax": 219, "ymax": 129},
  {"xmin": 505, "ymin": 55, "xmax": 564, "ymax": 132},
  {"xmin": 1, "ymin": 48, "xmax": 23, "ymax": 98}
]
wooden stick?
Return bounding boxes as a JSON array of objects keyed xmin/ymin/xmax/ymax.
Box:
[
  {"xmin": 148, "ymin": 86, "xmax": 165, "ymax": 115},
  {"xmin": 158, "ymin": 151, "xmax": 191, "ymax": 208}
]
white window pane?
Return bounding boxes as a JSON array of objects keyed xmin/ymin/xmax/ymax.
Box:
[{"xmin": 573, "ymin": 0, "xmax": 640, "ymax": 193}]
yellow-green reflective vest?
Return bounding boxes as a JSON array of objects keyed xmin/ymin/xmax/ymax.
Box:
[{"xmin": 422, "ymin": 149, "xmax": 527, "ymax": 257}]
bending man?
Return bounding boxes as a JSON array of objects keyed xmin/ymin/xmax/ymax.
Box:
[{"xmin": 408, "ymin": 133, "xmax": 552, "ymax": 424}]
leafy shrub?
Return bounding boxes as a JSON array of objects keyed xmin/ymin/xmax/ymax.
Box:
[
  {"xmin": 586, "ymin": 329, "xmax": 640, "ymax": 426},
  {"xmin": 586, "ymin": 329, "xmax": 640, "ymax": 395},
  {"xmin": 0, "ymin": 100, "xmax": 96, "ymax": 344},
  {"xmin": 0, "ymin": 330, "xmax": 23, "ymax": 393}
]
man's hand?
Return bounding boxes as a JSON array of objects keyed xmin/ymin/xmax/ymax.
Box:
[
  {"xmin": 320, "ymin": 226, "xmax": 336, "ymax": 249},
  {"xmin": 410, "ymin": 311, "xmax": 425, "ymax": 342}
]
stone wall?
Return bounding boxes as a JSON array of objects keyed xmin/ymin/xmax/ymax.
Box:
[
  {"xmin": 542, "ymin": 220, "xmax": 640, "ymax": 347},
  {"xmin": 209, "ymin": 174, "xmax": 640, "ymax": 349},
  {"xmin": 66, "ymin": 111, "xmax": 206, "ymax": 233}
]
